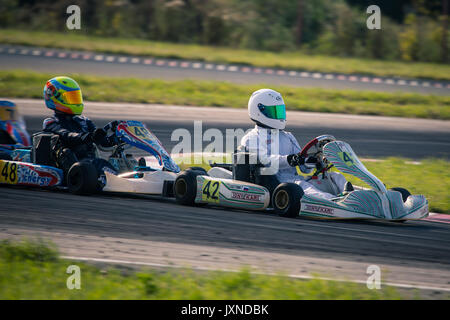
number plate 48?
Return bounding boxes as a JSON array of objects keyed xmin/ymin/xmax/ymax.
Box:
[{"xmin": 0, "ymin": 161, "xmax": 18, "ymax": 184}]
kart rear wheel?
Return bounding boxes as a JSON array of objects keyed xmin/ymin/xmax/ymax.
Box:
[
  {"xmin": 174, "ymin": 170, "xmax": 202, "ymax": 206},
  {"xmin": 390, "ymin": 187, "xmax": 411, "ymax": 202},
  {"xmin": 272, "ymin": 183, "xmax": 304, "ymax": 218},
  {"xmin": 67, "ymin": 161, "xmax": 99, "ymax": 195},
  {"xmin": 185, "ymin": 166, "xmax": 208, "ymax": 175},
  {"xmin": 0, "ymin": 151, "xmax": 12, "ymax": 160}
]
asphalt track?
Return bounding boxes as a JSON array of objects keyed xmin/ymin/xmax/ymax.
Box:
[{"xmin": 0, "ymin": 45, "xmax": 449, "ymax": 96}]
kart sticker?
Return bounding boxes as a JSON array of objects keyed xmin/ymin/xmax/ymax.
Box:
[
  {"xmin": 338, "ymin": 151, "xmax": 354, "ymax": 167},
  {"xmin": 116, "ymin": 121, "xmax": 180, "ymax": 173},
  {"xmin": 0, "ymin": 160, "xmax": 18, "ymax": 184},
  {"xmin": 17, "ymin": 163, "xmax": 62, "ymax": 187},
  {"xmin": 202, "ymin": 179, "xmax": 221, "ymax": 203}
]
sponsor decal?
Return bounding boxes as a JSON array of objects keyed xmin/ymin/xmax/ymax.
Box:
[
  {"xmin": 304, "ymin": 204, "xmax": 334, "ymax": 215},
  {"xmin": 18, "ymin": 164, "xmax": 61, "ymax": 186},
  {"xmin": 231, "ymin": 191, "xmax": 261, "ymax": 202}
]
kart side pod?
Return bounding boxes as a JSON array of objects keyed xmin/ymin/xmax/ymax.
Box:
[{"xmin": 174, "ymin": 169, "xmax": 271, "ymax": 210}]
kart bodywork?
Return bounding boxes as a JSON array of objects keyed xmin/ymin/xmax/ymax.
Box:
[
  {"xmin": 174, "ymin": 135, "xmax": 429, "ymax": 221},
  {"xmin": 101, "ymin": 120, "xmax": 180, "ymax": 195}
]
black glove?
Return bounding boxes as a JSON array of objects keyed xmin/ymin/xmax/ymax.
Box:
[
  {"xmin": 287, "ymin": 154, "xmax": 318, "ymax": 167},
  {"xmin": 80, "ymin": 132, "xmax": 93, "ymax": 144},
  {"xmin": 92, "ymin": 128, "xmax": 107, "ymax": 144},
  {"xmin": 287, "ymin": 153, "xmax": 306, "ymax": 167}
]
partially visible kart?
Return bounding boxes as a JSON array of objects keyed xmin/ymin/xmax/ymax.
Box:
[
  {"xmin": 0, "ymin": 119, "xmax": 180, "ymax": 196},
  {"xmin": 0, "ymin": 100, "xmax": 32, "ymax": 162},
  {"xmin": 173, "ymin": 135, "xmax": 429, "ymax": 221}
]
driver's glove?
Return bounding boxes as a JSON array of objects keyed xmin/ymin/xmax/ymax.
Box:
[
  {"xmin": 287, "ymin": 153, "xmax": 318, "ymax": 167},
  {"xmin": 92, "ymin": 128, "xmax": 107, "ymax": 144},
  {"xmin": 287, "ymin": 153, "xmax": 305, "ymax": 167}
]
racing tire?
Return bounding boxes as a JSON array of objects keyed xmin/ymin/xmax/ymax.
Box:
[
  {"xmin": 67, "ymin": 161, "xmax": 99, "ymax": 195},
  {"xmin": 0, "ymin": 151, "xmax": 12, "ymax": 160},
  {"xmin": 174, "ymin": 170, "xmax": 202, "ymax": 206},
  {"xmin": 185, "ymin": 166, "xmax": 208, "ymax": 175},
  {"xmin": 390, "ymin": 187, "xmax": 411, "ymax": 202},
  {"xmin": 272, "ymin": 183, "xmax": 304, "ymax": 218}
]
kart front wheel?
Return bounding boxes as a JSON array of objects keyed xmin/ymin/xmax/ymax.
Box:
[
  {"xmin": 67, "ymin": 161, "xmax": 99, "ymax": 195},
  {"xmin": 390, "ymin": 187, "xmax": 411, "ymax": 202},
  {"xmin": 185, "ymin": 166, "xmax": 208, "ymax": 175},
  {"xmin": 174, "ymin": 170, "xmax": 202, "ymax": 206},
  {"xmin": 272, "ymin": 183, "xmax": 304, "ymax": 218}
]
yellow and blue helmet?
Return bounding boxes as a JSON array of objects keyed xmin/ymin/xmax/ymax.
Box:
[
  {"xmin": 43, "ymin": 76, "xmax": 84, "ymax": 115},
  {"xmin": 0, "ymin": 100, "xmax": 31, "ymax": 146}
]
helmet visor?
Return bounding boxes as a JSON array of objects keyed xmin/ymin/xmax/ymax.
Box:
[
  {"xmin": 258, "ymin": 103, "xmax": 286, "ymax": 120},
  {"xmin": 0, "ymin": 106, "xmax": 20, "ymax": 121},
  {"xmin": 62, "ymin": 90, "xmax": 83, "ymax": 105}
]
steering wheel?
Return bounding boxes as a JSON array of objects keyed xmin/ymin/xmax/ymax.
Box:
[
  {"xmin": 95, "ymin": 120, "xmax": 127, "ymax": 152},
  {"xmin": 299, "ymin": 135, "xmax": 336, "ymax": 178}
]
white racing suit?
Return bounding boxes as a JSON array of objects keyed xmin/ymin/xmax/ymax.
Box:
[{"xmin": 240, "ymin": 125, "xmax": 347, "ymax": 200}]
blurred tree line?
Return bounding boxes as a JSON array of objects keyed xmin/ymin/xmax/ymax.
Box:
[{"xmin": 0, "ymin": 0, "xmax": 448, "ymax": 63}]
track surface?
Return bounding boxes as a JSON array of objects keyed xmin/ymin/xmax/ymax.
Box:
[
  {"xmin": 0, "ymin": 47, "xmax": 449, "ymax": 95},
  {"xmin": 1, "ymin": 187, "xmax": 449, "ymax": 293},
  {"xmin": 1, "ymin": 99, "xmax": 450, "ymax": 294}
]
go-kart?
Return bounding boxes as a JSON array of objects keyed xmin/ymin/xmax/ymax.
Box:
[
  {"xmin": 173, "ymin": 135, "xmax": 429, "ymax": 221},
  {"xmin": 0, "ymin": 120, "xmax": 180, "ymax": 196}
]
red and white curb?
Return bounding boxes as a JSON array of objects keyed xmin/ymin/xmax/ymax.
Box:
[
  {"xmin": 424, "ymin": 212, "xmax": 450, "ymax": 224},
  {"xmin": 1, "ymin": 45, "xmax": 449, "ymax": 90}
]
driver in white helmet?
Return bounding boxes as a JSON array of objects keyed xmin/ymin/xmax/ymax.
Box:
[{"xmin": 240, "ymin": 88, "xmax": 348, "ymax": 200}]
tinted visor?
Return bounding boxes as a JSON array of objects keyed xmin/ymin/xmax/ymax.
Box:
[
  {"xmin": 0, "ymin": 106, "xmax": 20, "ymax": 121},
  {"xmin": 63, "ymin": 90, "xmax": 83, "ymax": 105},
  {"xmin": 258, "ymin": 103, "xmax": 286, "ymax": 120}
]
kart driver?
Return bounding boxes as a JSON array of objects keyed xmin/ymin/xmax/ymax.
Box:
[
  {"xmin": 42, "ymin": 76, "xmax": 117, "ymax": 182},
  {"xmin": 240, "ymin": 88, "xmax": 348, "ymax": 200}
]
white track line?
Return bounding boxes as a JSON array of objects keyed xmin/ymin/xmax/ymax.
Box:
[{"xmin": 61, "ymin": 255, "xmax": 450, "ymax": 292}]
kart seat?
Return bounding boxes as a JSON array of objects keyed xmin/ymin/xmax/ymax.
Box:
[
  {"xmin": 232, "ymin": 149, "xmax": 280, "ymax": 195},
  {"xmin": 32, "ymin": 132, "xmax": 58, "ymax": 166}
]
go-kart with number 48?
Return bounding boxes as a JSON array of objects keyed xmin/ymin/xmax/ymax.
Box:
[
  {"xmin": 0, "ymin": 119, "xmax": 181, "ymax": 196},
  {"xmin": 173, "ymin": 135, "xmax": 429, "ymax": 222}
]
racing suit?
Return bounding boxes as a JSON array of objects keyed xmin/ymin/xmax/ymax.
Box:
[
  {"xmin": 240, "ymin": 125, "xmax": 347, "ymax": 200},
  {"xmin": 43, "ymin": 113, "xmax": 117, "ymax": 181}
]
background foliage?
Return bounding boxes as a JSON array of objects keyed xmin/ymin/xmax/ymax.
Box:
[{"xmin": 0, "ymin": 0, "xmax": 448, "ymax": 63}]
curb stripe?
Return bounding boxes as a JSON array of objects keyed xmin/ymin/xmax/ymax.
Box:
[{"xmin": 1, "ymin": 44, "xmax": 448, "ymax": 90}]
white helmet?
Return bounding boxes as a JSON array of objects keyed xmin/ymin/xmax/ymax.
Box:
[{"xmin": 248, "ymin": 89, "xmax": 286, "ymax": 130}]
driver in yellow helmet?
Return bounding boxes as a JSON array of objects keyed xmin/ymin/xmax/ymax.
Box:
[{"xmin": 42, "ymin": 76, "xmax": 117, "ymax": 182}]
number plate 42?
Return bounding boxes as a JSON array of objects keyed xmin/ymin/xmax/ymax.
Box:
[{"xmin": 202, "ymin": 179, "xmax": 221, "ymax": 203}]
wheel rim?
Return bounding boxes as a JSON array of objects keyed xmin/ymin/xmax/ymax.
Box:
[
  {"xmin": 175, "ymin": 178, "xmax": 187, "ymax": 197},
  {"xmin": 275, "ymin": 190, "xmax": 289, "ymax": 210}
]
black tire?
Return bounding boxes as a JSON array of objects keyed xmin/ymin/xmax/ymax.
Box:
[
  {"xmin": 272, "ymin": 183, "xmax": 304, "ymax": 218},
  {"xmin": 185, "ymin": 166, "xmax": 208, "ymax": 175},
  {"xmin": 67, "ymin": 161, "xmax": 99, "ymax": 195},
  {"xmin": 390, "ymin": 187, "xmax": 411, "ymax": 202},
  {"xmin": 0, "ymin": 151, "xmax": 12, "ymax": 160},
  {"xmin": 174, "ymin": 170, "xmax": 202, "ymax": 206}
]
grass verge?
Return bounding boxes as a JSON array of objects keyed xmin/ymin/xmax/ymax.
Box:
[
  {"xmin": 177, "ymin": 156, "xmax": 449, "ymax": 214},
  {"xmin": 1, "ymin": 70, "xmax": 449, "ymax": 120},
  {"xmin": 1, "ymin": 29, "xmax": 449, "ymax": 81},
  {"xmin": 0, "ymin": 239, "xmax": 403, "ymax": 299}
]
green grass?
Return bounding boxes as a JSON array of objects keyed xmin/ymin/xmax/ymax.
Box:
[
  {"xmin": 0, "ymin": 239, "xmax": 403, "ymax": 299},
  {"xmin": 177, "ymin": 156, "xmax": 449, "ymax": 214},
  {"xmin": 1, "ymin": 29, "xmax": 450, "ymax": 81},
  {"xmin": 1, "ymin": 70, "xmax": 449, "ymax": 120}
]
